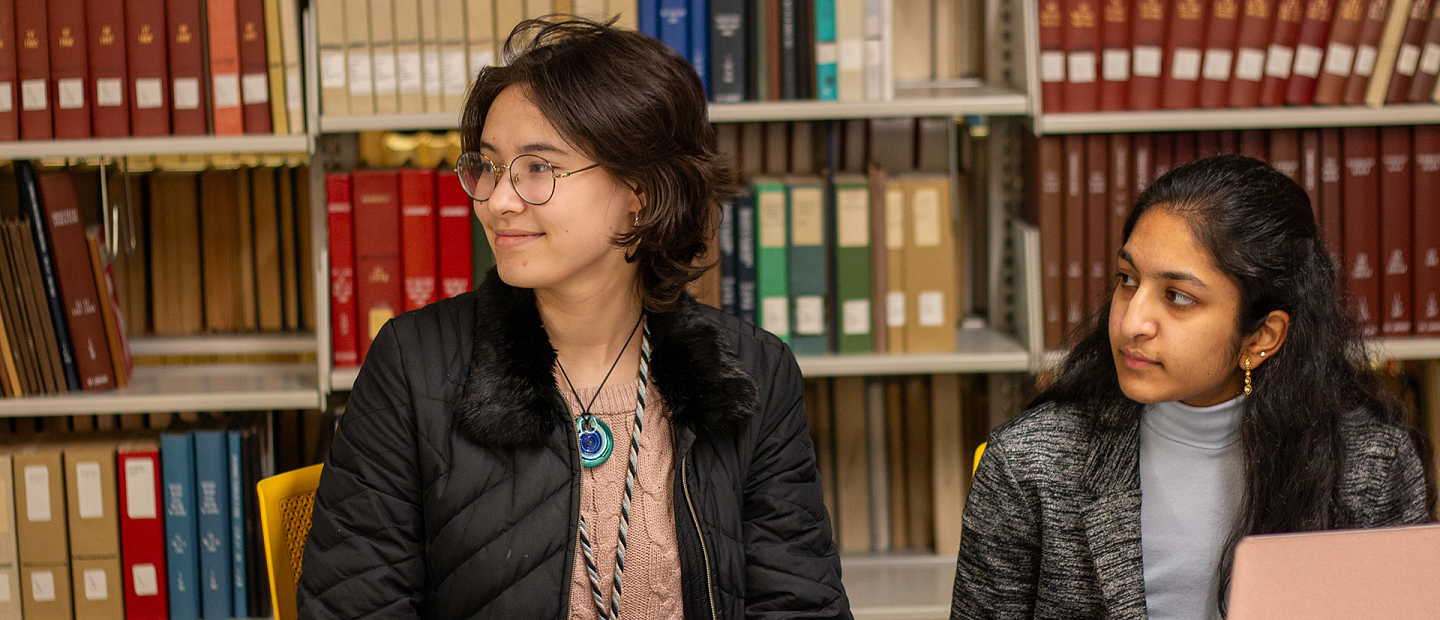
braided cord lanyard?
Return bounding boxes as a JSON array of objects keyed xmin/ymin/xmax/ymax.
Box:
[{"xmin": 576, "ymin": 318, "xmax": 650, "ymax": 620}]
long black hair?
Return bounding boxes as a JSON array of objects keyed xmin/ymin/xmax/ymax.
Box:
[{"xmin": 1032, "ymin": 154, "xmax": 1436, "ymax": 612}]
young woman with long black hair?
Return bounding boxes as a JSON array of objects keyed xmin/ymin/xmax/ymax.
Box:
[{"xmin": 951, "ymin": 155, "xmax": 1434, "ymax": 620}]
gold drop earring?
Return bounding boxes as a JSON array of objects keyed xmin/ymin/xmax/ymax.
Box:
[{"xmin": 1243, "ymin": 358, "xmax": 1253, "ymax": 396}]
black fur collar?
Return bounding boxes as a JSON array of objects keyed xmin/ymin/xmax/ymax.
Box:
[{"xmin": 452, "ymin": 270, "xmax": 757, "ymax": 448}]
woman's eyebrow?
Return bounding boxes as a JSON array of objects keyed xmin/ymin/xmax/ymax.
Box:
[
  {"xmin": 1116, "ymin": 248, "xmax": 1211, "ymax": 290},
  {"xmin": 476, "ymin": 139, "xmax": 570, "ymax": 157}
]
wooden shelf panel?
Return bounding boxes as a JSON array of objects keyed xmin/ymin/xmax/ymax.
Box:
[
  {"xmin": 1034, "ymin": 104, "xmax": 1440, "ymax": 135},
  {"xmin": 129, "ymin": 333, "xmax": 318, "ymax": 357},
  {"xmin": 1370, "ymin": 337, "xmax": 1440, "ymax": 361},
  {"xmin": 844, "ymin": 554, "xmax": 955, "ymax": 620},
  {"xmin": 0, "ymin": 364, "xmax": 321, "ymax": 416},
  {"xmin": 0, "ymin": 135, "xmax": 310, "ymax": 159}
]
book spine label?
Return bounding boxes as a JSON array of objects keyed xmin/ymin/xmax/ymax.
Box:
[{"xmin": 327, "ymin": 174, "xmax": 360, "ymax": 367}]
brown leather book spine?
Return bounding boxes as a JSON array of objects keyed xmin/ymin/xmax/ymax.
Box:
[
  {"xmin": 0, "ymin": 0, "xmax": 17, "ymax": 141},
  {"xmin": 1312, "ymin": 0, "xmax": 1369, "ymax": 105},
  {"xmin": 1230, "ymin": 0, "xmax": 1279, "ymax": 107},
  {"xmin": 1270, "ymin": 127, "xmax": 1301, "ymax": 179},
  {"xmin": 1284, "ymin": 0, "xmax": 1338, "ymax": 104},
  {"xmin": 1378, "ymin": 125, "xmax": 1412, "ymax": 335},
  {"xmin": 1411, "ymin": 125, "xmax": 1440, "ymax": 334},
  {"xmin": 1342, "ymin": 0, "xmax": 1397, "ymax": 103},
  {"xmin": 1039, "ymin": 136, "xmax": 1065, "ymax": 350},
  {"xmin": 1129, "ymin": 0, "xmax": 1166, "ymax": 109},
  {"xmin": 166, "ymin": 0, "xmax": 207, "ymax": 135},
  {"xmin": 1063, "ymin": 134, "xmax": 1087, "ymax": 334},
  {"xmin": 1259, "ymin": 0, "xmax": 1309, "ymax": 105},
  {"xmin": 1040, "ymin": 0, "xmax": 1067, "ymax": 113},
  {"xmin": 1108, "ymin": 133, "xmax": 1131, "ymax": 275},
  {"xmin": 1406, "ymin": 1, "xmax": 1440, "ymax": 100},
  {"xmin": 35, "ymin": 173, "xmax": 115, "ymax": 390},
  {"xmin": 1197, "ymin": 129, "xmax": 1222, "ymax": 157},
  {"xmin": 766, "ymin": 0, "xmax": 781, "ymax": 101},
  {"xmin": 1100, "ymin": 0, "xmax": 1131, "ymax": 110},
  {"xmin": 126, "ymin": 0, "xmax": 170, "ymax": 135},
  {"xmin": 1219, "ymin": 129, "xmax": 1241, "ymax": 154},
  {"xmin": 1319, "ymin": 127, "xmax": 1345, "ymax": 262},
  {"xmin": 85, "ymin": 0, "xmax": 129, "ymax": 137},
  {"xmin": 1064, "ymin": 0, "xmax": 1102, "ymax": 111},
  {"xmin": 1200, "ymin": 0, "xmax": 1243, "ymax": 107},
  {"xmin": 1153, "ymin": 131, "xmax": 1175, "ymax": 179},
  {"xmin": 1300, "ymin": 128, "xmax": 1323, "ymax": 222},
  {"xmin": 1384, "ymin": 0, "xmax": 1431, "ymax": 102},
  {"xmin": 1341, "ymin": 126, "xmax": 1380, "ymax": 335},
  {"xmin": 1085, "ymin": 134, "xmax": 1109, "ymax": 310},
  {"xmin": 15, "ymin": 0, "xmax": 51, "ymax": 139},
  {"xmin": 1133, "ymin": 131, "xmax": 1154, "ymax": 197},
  {"xmin": 1241, "ymin": 128, "xmax": 1270, "ymax": 158},
  {"xmin": 237, "ymin": 0, "xmax": 273, "ymax": 133},
  {"xmin": 1173, "ymin": 131, "xmax": 1197, "ymax": 166},
  {"xmin": 48, "ymin": 0, "xmax": 91, "ymax": 139},
  {"xmin": 1162, "ymin": 0, "xmax": 1211, "ymax": 108}
]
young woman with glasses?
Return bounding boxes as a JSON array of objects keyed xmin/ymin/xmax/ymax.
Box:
[
  {"xmin": 951, "ymin": 155, "xmax": 1435, "ymax": 620},
  {"xmin": 297, "ymin": 17, "xmax": 851, "ymax": 620}
]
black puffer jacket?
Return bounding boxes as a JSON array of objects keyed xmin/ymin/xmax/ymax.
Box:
[{"xmin": 298, "ymin": 272, "xmax": 851, "ymax": 619}]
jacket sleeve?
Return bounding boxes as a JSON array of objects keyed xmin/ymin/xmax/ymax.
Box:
[
  {"xmin": 1383, "ymin": 430, "xmax": 1433, "ymax": 525},
  {"xmin": 741, "ymin": 350, "xmax": 852, "ymax": 619},
  {"xmin": 298, "ymin": 321, "xmax": 427, "ymax": 619},
  {"xmin": 951, "ymin": 440, "xmax": 1041, "ymax": 620}
]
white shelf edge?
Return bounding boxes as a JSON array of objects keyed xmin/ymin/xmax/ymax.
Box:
[
  {"xmin": 331, "ymin": 367, "xmax": 360, "ymax": 391},
  {"xmin": 0, "ymin": 364, "xmax": 322, "ymax": 416},
  {"xmin": 319, "ymin": 112, "xmax": 462, "ymax": 133},
  {"xmin": 1369, "ymin": 337, "xmax": 1440, "ymax": 361},
  {"xmin": 129, "ymin": 333, "xmax": 318, "ymax": 357},
  {"xmin": 0, "ymin": 135, "xmax": 311, "ymax": 158},
  {"xmin": 1034, "ymin": 104, "xmax": 1440, "ymax": 135}
]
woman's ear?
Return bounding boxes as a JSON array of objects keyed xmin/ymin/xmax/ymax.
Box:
[{"xmin": 1245, "ymin": 309, "xmax": 1290, "ymax": 369}]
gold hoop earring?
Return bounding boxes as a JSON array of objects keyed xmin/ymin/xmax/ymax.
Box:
[
  {"xmin": 633, "ymin": 211, "xmax": 640, "ymax": 226},
  {"xmin": 1243, "ymin": 358, "xmax": 1253, "ymax": 396}
]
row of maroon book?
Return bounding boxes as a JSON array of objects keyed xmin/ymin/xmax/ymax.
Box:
[
  {"xmin": 0, "ymin": 0, "xmax": 296, "ymax": 140},
  {"xmin": 1034, "ymin": 125, "xmax": 1440, "ymax": 349},
  {"xmin": 1039, "ymin": 0, "xmax": 1440, "ymax": 111},
  {"xmin": 326, "ymin": 169, "xmax": 486, "ymax": 368}
]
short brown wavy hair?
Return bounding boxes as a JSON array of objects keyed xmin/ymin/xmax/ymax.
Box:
[{"xmin": 461, "ymin": 17, "xmax": 735, "ymax": 312}]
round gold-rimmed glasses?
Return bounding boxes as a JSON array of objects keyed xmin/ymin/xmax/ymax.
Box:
[{"xmin": 454, "ymin": 152, "xmax": 602, "ymax": 205}]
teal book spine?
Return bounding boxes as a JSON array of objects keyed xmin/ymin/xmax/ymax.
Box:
[
  {"xmin": 226, "ymin": 431, "xmax": 247, "ymax": 618},
  {"xmin": 787, "ymin": 177, "xmax": 829, "ymax": 355},
  {"xmin": 753, "ymin": 178, "xmax": 790, "ymax": 343},
  {"xmin": 192, "ymin": 431, "xmax": 231, "ymax": 620},
  {"xmin": 813, "ymin": 0, "xmax": 838, "ymax": 100},
  {"xmin": 161, "ymin": 430, "xmax": 200, "ymax": 620}
]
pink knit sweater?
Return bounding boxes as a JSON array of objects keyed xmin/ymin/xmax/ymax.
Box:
[{"xmin": 561, "ymin": 378, "xmax": 684, "ymax": 620}]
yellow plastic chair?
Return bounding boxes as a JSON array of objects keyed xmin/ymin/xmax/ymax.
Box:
[
  {"xmin": 258, "ymin": 463, "xmax": 324, "ymax": 620},
  {"xmin": 973, "ymin": 442, "xmax": 987, "ymax": 475}
]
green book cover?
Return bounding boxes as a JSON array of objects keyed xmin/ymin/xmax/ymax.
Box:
[
  {"xmin": 787, "ymin": 176, "xmax": 828, "ymax": 355},
  {"xmin": 753, "ymin": 177, "xmax": 790, "ymax": 343},
  {"xmin": 833, "ymin": 174, "xmax": 873, "ymax": 353}
]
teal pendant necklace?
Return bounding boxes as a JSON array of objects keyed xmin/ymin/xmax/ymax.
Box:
[{"xmin": 557, "ymin": 313, "xmax": 644, "ymax": 468}]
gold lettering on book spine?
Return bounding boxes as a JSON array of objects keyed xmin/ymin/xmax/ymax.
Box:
[
  {"xmin": 1307, "ymin": 0, "xmax": 1333, "ymax": 21},
  {"xmin": 1106, "ymin": 0, "xmax": 1126, "ymax": 21},
  {"xmin": 1339, "ymin": 0, "xmax": 1363, "ymax": 21},
  {"xmin": 1073, "ymin": 2, "xmax": 1097, "ymax": 28},
  {"xmin": 1246, "ymin": 0, "xmax": 1271, "ymax": 18},
  {"xmin": 1279, "ymin": 0, "xmax": 1304, "ymax": 20},
  {"xmin": 1217, "ymin": 0, "xmax": 1240, "ymax": 19},
  {"xmin": 178, "ymin": 24, "xmax": 192, "ymax": 45},
  {"xmin": 1140, "ymin": 0, "xmax": 1164, "ymax": 20},
  {"xmin": 1041, "ymin": 1, "xmax": 1062, "ymax": 28},
  {"xmin": 1414, "ymin": 0, "xmax": 1432, "ymax": 19},
  {"xmin": 101, "ymin": 26, "xmax": 115, "ymax": 46},
  {"xmin": 1179, "ymin": 0, "xmax": 1203, "ymax": 21},
  {"xmin": 60, "ymin": 27, "xmax": 74, "ymax": 48},
  {"xmin": 139, "ymin": 25, "xmax": 154, "ymax": 45},
  {"xmin": 1368, "ymin": 0, "xmax": 1389, "ymax": 20},
  {"xmin": 24, "ymin": 29, "xmax": 36, "ymax": 49}
]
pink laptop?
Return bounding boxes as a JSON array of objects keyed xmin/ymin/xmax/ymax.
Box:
[{"xmin": 1226, "ymin": 523, "xmax": 1440, "ymax": 620}]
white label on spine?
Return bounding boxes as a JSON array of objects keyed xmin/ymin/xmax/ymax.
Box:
[
  {"xmin": 762, "ymin": 297, "xmax": 789, "ymax": 335},
  {"xmin": 96, "ymin": 78, "xmax": 123, "ymax": 106},
  {"xmin": 424, "ymin": 50, "xmax": 442, "ymax": 95},
  {"xmin": 213, "ymin": 74, "xmax": 241, "ymax": 108},
  {"xmin": 795, "ymin": 296, "xmax": 824, "ymax": 334},
  {"xmin": 1398, "ymin": 43, "xmax": 1421, "ymax": 76},
  {"xmin": 0, "ymin": 83, "xmax": 10, "ymax": 112},
  {"xmin": 1170, "ymin": 48, "xmax": 1202, "ymax": 80},
  {"xmin": 134, "ymin": 78, "xmax": 163, "ymax": 108},
  {"xmin": 58, "ymin": 78, "xmax": 85, "ymax": 109},
  {"xmin": 125, "ymin": 457, "xmax": 157, "ymax": 519},
  {"xmin": 843, "ymin": 300, "xmax": 871, "ymax": 335},
  {"xmin": 1133, "ymin": 46, "xmax": 1163, "ymax": 77},
  {"xmin": 0, "ymin": 577, "xmax": 9, "ymax": 602},
  {"xmin": 372, "ymin": 54, "xmax": 398, "ymax": 94},
  {"xmin": 1235, "ymin": 48, "xmax": 1266, "ymax": 81},
  {"xmin": 348, "ymin": 53, "xmax": 373, "ymax": 95},
  {"xmin": 886, "ymin": 291, "xmax": 906, "ymax": 327},
  {"xmin": 30, "ymin": 572, "xmax": 54, "ymax": 602},
  {"xmin": 444, "ymin": 51, "xmax": 470, "ymax": 94},
  {"xmin": 83, "ymin": 569, "xmax": 107, "ymax": 600},
  {"xmin": 173, "ymin": 77, "xmax": 200, "ymax": 110},
  {"xmin": 1266, "ymin": 45, "xmax": 1295, "ymax": 78},
  {"xmin": 1202, "ymin": 49, "xmax": 1233, "ymax": 81},
  {"xmin": 839, "ymin": 40, "xmax": 864, "ymax": 70},
  {"xmin": 132, "ymin": 564, "xmax": 159, "ymax": 596},
  {"xmin": 1324, "ymin": 43, "xmax": 1356, "ymax": 76},
  {"xmin": 24, "ymin": 465, "xmax": 49, "ymax": 522},
  {"xmin": 1422, "ymin": 43, "xmax": 1440, "ymax": 75},
  {"xmin": 1040, "ymin": 51, "xmax": 1066, "ymax": 82},
  {"xmin": 1293, "ymin": 44, "xmax": 1324, "ymax": 77},
  {"xmin": 816, "ymin": 42, "xmax": 838, "ymax": 64},
  {"xmin": 912, "ymin": 188, "xmax": 941, "ymax": 248},
  {"xmin": 836, "ymin": 188, "xmax": 869, "ymax": 247},
  {"xmin": 321, "ymin": 52, "xmax": 347, "ymax": 88},
  {"xmin": 918, "ymin": 291, "xmax": 945, "ymax": 326},
  {"xmin": 77, "ymin": 462, "xmax": 104, "ymax": 518},
  {"xmin": 287, "ymin": 70, "xmax": 303, "ymax": 111},
  {"xmin": 242, "ymin": 73, "xmax": 269, "ymax": 104},
  {"xmin": 1103, "ymin": 49, "xmax": 1130, "ymax": 81},
  {"xmin": 1068, "ymin": 51, "xmax": 1097, "ymax": 83},
  {"xmin": 399, "ymin": 52, "xmax": 423, "ymax": 93},
  {"xmin": 21, "ymin": 79, "xmax": 45, "ymax": 110},
  {"xmin": 1353, "ymin": 45, "xmax": 1377, "ymax": 77},
  {"xmin": 885, "ymin": 189, "xmax": 904, "ymax": 249}
]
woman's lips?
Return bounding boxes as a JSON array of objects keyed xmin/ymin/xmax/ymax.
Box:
[
  {"xmin": 493, "ymin": 229, "xmax": 542, "ymax": 248},
  {"xmin": 1121, "ymin": 349, "xmax": 1158, "ymax": 369}
]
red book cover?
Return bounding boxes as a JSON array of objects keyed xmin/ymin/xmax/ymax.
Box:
[
  {"xmin": 1240, "ymin": 128, "xmax": 1270, "ymax": 159},
  {"xmin": 1199, "ymin": 0, "xmax": 1243, "ymax": 107},
  {"xmin": 1269, "ymin": 127, "xmax": 1301, "ymax": 179},
  {"xmin": 1040, "ymin": 0, "xmax": 1067, "ymax": 113},
  {"xmin": 1319, "ymin": 127, "xmax": 1344, "ymax": 262},
  {"xmin": 1130, "ymin": 0, "xmax": 1167, "ymax": 109},
  {"xmin": 400, "ymin": 168, "xmax": 438, "ymax": 312},
  {"xmin": 1100, "ymin": 0, "xmax": 1131, "ymax": 110},
  {"xmin": 1063, "ymin": 134, "xmax": 1086, "ymax": 333},
  {"xmin": 1133, "ymin": 131, "xmax": 1155, "ymax": 193},
  {"xmin": 166, "ymin": 0, "xmax": 207, "ymax": 135},
  {"xmin": 116, "ymin": 447, "xmax": 169, "ymax": 620},
  {"xmin": 351, "ymin": 170, "xmax": 404, "ymax": 364},
  {"xmin": 1039, "ymin": 136, "xmax": 1065, "ymax": 349},
  {"xmin": 35, "ymin": 172, "xmax": 115, "ymax": 390},
  {"xmin": 1064, "ymin": 0, "xmax": 1102, "ymax": 111},
  {"xmin": 1385, "ymin": 0, "xmax": 1432, "ymax": 102},
  {"xmin": 1378, "ymin": 125, "xmax": 1412, "ymax": 334},
  {"xmin": 327, "ymin": 173, "xmax": 359, "ymax": 368},
  {"xmin": 1341, "ymin": 0, "xmax": 1395, "ymax": 104},
  {"xmin": 1300, "ymin": 128, "xmax": 1322, "ymax": 223},
  {"xmin": 1197, "ymin": 130, "xmax": 1222, "ymax": 157},
  {"xmin": 1085, "ymin": 134, "xmax": 1108, "ymax": 309},
  {"xmin": 1259, "ymin": 0, "xmax": 1309, "ymax": 105},
  {"xmin": 1406, "ymin": 1, "xmax": 1440, "ymax": 100},
  {"xmin": 126, "ymin": 0, "xmax": 170, "ymax": 136},
  {"xmin": 1412, "ymin": 125, "xmax": 1440, "ymax": 333},
  {"xmin": 1229, "ymin": 0, "xmax": 1279, "ymax": 107},
  {"xmin": 1108, "ymin": 133, "xmax": 1132, "ymax": 274},
  {"xmin": 1283, "ymin": 0, "xmax": 1338, "ymax": 104},
  {"xmin": 1153, "ymin": 132, "xmax": 1176, "ymax": 178},
  {"xmin": 1173, "ymin": 131, "xmax": 1197, "ymax": 166},
  {"xmin": 101, "ymin": 254, "xmax": 133, "ymax": 384},
  {"xmin": 49, "ymin": 0, "xmax": 91, "ymax": 139},
  {"xmin": 15, "ymin": 0, "xmax": 50, "ymax": 139},
  {"xmin": 1219, "ymin": 129, "xmax": 1240, "ymax": 154},
  {"xmin": 85, "ymin": 0, "xmax": 129, "ymax": 137},
  {"xmin": 206, "ymin": 0, "xmax": 244, "ymax": 134},
  {"xmin": 1341, "ymin": 126, "xmax": 1380, "ymax": 335},
  {"xmin": 437, "ymin": 172, "xmax": 473, "ymax": 299},
  {"xmin": 1161, "ymin": 0, "xmax": 1211, "ymax": 108},
  {"xmin": 236, "ymin": 0, "xmax": 272, "ymax": 133},
  {"xmin": 1312, "ymin": 0, "xmax": 1368, "ymax": 105},
  {"xmin": 0, "ymin": 0, "xmax": 17, "ymax": 140}
]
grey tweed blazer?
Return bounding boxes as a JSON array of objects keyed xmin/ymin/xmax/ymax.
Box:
[{"xmin": 950, "ymin": 402, "xmax": 1431, "ymax": 620}]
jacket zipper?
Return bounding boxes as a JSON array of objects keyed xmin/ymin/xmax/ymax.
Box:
[{"xmin": 681, "ymin": 454, "xmax": 718, "ymax": 620}]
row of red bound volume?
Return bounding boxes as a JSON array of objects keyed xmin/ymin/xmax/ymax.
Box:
[
  {"xmin": 1038, "ymin": 0, "xmax": 1440, "ymax": 111},
  {"xmin": 1034, "ymin": 126, "xmax": 1440, "ymax": 349}
]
